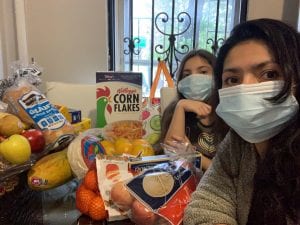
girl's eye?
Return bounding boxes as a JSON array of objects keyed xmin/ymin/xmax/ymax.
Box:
[
  {"xmin": 200, "ymin": 70, "xmax": 209, "ymax": 74},
  {"xmin": 182, "ymin": 73, "xmax": 191, "ymax": 77}
]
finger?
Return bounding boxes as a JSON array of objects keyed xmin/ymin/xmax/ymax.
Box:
[{"xmin": 171, "ymin": 135, "xmax": 185, "ymax": 142}]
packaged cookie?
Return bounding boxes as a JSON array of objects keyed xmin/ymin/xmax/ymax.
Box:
[{"xmin": 2, "ymin": 78, "xmax": 75, "ymax": 147}]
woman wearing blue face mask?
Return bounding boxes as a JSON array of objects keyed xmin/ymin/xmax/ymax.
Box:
[
  {"xmin": 184, "ymin": 19, "xmax": 300, "ymax": 225},
  {"xmin": 160, "ymin": 49, "xmax": 217, "ymax": 170}
]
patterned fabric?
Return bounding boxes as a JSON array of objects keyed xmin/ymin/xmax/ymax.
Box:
[{"xmin": 195, "ymin": 121, "xmax": 216, "ymax": 159}]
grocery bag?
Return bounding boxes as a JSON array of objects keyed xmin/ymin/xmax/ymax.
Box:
[{"xmin": 142, "ymin": 61, "xmax": 174, "ymax": 145}]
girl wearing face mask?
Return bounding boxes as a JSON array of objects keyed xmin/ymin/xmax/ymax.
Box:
[
  {"xmin": 160, "ymin": 49, "xmax": 217, "ymax": 170},
  {"xmin": 184, "ymin": 19, "xmax": 300, "ymax": 225}
]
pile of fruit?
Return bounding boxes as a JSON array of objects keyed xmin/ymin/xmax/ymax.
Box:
[
  {"xmin": 76, "ymin": 169, "xmax": 107, "ymax": 221},
  {"xmin": 0, "ymin": 112, "xmax": 47, "ymax": 195},
  {"xmin": 0, "ymin": 112, "xmax": 46, "ymax": 165}
]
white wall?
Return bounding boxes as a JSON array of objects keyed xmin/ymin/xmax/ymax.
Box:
[
  {"xmin": 247, "ymin": 0, "xmax": 299, "ymax": 29},
  {"xmin": 0, "ymin": 0, "xmax": 18, "ymax": 79},
  {"xmin": 247, "ymin": 0, "xmax": 284, "ymax": 20},
  {"xmin": 24, "ymin": 0, "xmax": 108, "ymax": 85}
]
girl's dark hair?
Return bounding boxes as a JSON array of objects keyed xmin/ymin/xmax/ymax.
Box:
[
  {"xmin": 159, "ymin": 49, "xmax": 216, "ymax": 146},
  {"xmin": 214, "ymin": 18, "xmax": 300, "ymax": 225}
]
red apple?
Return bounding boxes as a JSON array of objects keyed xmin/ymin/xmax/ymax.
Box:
[{"xmin": 21, "ymin": 129, "xmax": 46, "ymax": 153}]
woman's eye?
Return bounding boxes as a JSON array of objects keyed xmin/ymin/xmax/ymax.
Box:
[
  {"xmin": 261, "ymin": 70, "xmax": 281, "ymax": 81},
  {"xmin": 222, "ymin": 76, "xmax": 240, "ymax": 87}
]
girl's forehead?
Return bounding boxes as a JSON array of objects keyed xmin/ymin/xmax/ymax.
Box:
[{"xmin": 184, "ymin": 56, "xmax": 211, "ymax": 68}]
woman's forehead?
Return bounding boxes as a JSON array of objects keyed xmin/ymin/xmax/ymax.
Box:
[{"xmin": 223, "ymin": 40, "xmax": 273, "ymax": 70}]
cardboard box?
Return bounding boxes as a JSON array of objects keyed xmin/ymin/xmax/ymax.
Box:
[
  {"xmin": 72, "ymin": 117, "xmax": 91, "ymax": 134},
  {"xmin": 96, "ymin": 72, "xmax": 143, "ymax": 140}
]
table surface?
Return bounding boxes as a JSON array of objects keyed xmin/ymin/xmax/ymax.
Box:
[{"xmin": 0, "ymin": 173, "xmax": 134, "ymax": 225}]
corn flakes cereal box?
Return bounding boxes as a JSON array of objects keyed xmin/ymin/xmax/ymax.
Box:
[{"xmin": 96, "ymin": 72, "xmax": 143, "ymax": 141}]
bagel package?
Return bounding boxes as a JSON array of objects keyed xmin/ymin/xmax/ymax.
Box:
[
  {"xmin": 96, "ymin": 154, "xmax": 201, "ymax": 224},
  {"xmin": 125, "ymin": 160, "xmax": 199, "ymax": 225},
  {"xmin": 2, "ymin": 78, "xmax": 75, "ymax": 147}
]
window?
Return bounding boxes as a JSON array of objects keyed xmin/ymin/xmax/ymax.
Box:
[{"xmin": 108, "ymin": 0, "xmax": 247, "ymax": 96}]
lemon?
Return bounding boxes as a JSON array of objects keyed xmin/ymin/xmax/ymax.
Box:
[
  {"xmin": 114, "ymin": 137, "xmax": 133, "ymax": 155},
  {"xmin": 131, "ymin": 139, "xmax": 154, "ymax": 156},
  {"xmin": 100, "ymin": 140, "xmax": 116, "ymax": 156}
]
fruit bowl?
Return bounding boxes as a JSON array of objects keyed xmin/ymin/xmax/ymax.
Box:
[{"xmin": 0, "ymin": 133, "xmax": 75, "ymax": 187}]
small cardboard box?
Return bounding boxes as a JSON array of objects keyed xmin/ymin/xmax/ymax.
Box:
[{"xmin": 96, "ymin": 72, "xmax": 143, "ymax": 140}]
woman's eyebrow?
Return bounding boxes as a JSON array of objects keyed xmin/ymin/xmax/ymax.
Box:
[
  {"xmin": 251, "ymin": 61, "xmax": 276, "ymax": 71},
  {"xmin": 223, "ymin": 61, "xmax": 275, "ymax": 73},
  {"xmin": 222, "ymin": 67, "xmax": 241, "ymax": 74}
]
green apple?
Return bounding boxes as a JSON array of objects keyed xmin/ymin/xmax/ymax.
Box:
[
  {"xmin": 146, "ymin": 132, "xmax": 160, "ymax": 145},
  {"xmin": 0, "ymin": 134, "xmax": 31, "ymax": 164}
]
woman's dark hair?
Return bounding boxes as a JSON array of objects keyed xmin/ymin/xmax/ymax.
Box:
[
  {"xmin": 213, "ymin": 18, "xmax": 300, "ymax": 225},
  {"xmin": 159, "ymin": 49, "xmax": 216, "ymax": 146}
]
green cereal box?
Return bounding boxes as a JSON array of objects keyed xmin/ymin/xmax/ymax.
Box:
[{"xmin": 96, "ymin": 72, "xmax": 143, "ymax": 140}]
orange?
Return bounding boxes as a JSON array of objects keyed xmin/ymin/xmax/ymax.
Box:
[
  {"xmin": 88, "ymin": 195, "xmax": 107, "ymax": 221},
  {"xmin": 100, "ymin": 140, "xmax": 116, "ymax": 156},
  {"xmin": 83, "ymin": 169, "xmax": 98, "ymax": 192},
  {"xmin": 114, "ymin": 137, "xmax": 133, "ymax": 155},
  {"xmin": 76, "ymin": 184, "xmax": 96, "ymax": 214}
]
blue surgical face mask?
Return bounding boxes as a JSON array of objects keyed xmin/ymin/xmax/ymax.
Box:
[
  {"xmin": 177, "ymin": 74, "xmax": 213, "ymax": 101},
  {"xmin": 216, "ymin": 81, "xmax": 299, "ymax": 143}
]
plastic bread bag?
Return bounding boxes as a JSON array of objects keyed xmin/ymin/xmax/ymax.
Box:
[
  {"xmin": 0, "ymin": 101, "xmax": 8, "ymax": 112},
  {"xmin": 67, "ymin": 128, "xmax": 106, "ymax": 179},
  {"xmin": 2, "ymin": 78, "xmax": 75, "ymax": 148},
  {"xmin": 0, "ymin": 60, "xmax": 43, "ymax": 100}
]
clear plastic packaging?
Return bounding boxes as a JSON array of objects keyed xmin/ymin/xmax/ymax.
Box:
[{"xmin": 96, "ymin": 144, "xmax": 201, "ymax": 225}]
